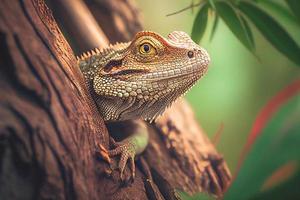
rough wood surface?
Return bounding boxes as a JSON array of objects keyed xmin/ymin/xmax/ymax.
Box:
[
  {"xmin": 0, "ymin": 0, "xmax": 109, "ymax": 199},
  {"xmin": 0, "ymin": 0, "xmax": 231, "ymax": 199},
  {"xmin": 85, "ymin": 0, "xmax": 143, "ymax": 44}
]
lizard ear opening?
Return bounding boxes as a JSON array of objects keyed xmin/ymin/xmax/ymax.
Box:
[{"xmin": 102, "ymin": 59, "xmax": 123, "ymax": 73}]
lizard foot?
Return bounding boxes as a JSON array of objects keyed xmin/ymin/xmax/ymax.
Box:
[{"xmin": 98, "ymin": 137, "xmax": 136, "ymax": 183}]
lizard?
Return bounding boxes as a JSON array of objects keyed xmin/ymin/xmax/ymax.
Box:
[{"xmin": 77, "ymin": 30, "xmax": 210, "ymax": 181}]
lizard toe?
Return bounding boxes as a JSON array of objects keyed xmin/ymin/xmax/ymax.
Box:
[
  {"xmin": 105, "ymin": 140, "xmax": 137, "ymax": 183},
  {"xmin": 130, "ymin": 156, "xmax": 135, "ymax": 182}
]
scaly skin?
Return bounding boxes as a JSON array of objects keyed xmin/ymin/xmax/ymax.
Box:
[{"xmin": 77, "ymin": 31, "xmax": 210, "ymax": 181}]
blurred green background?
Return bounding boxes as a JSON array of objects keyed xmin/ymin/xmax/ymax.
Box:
[{"xmin": 136, "ymin": 0, "xmax": 300, "ymax": 172}]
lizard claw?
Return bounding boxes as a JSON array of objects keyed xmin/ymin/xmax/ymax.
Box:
[
  {"xmin": 99, "ymin": 138, "xmax": 137, "ymax": 183},
  {"xmin": 97, "ymin": 143, "xmax": 111, "ymax": 164}
]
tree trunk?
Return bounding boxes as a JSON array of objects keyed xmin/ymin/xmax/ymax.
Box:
[{"xmin": 0, "ymin": 0, "xmax": 231, "ymax": 200}]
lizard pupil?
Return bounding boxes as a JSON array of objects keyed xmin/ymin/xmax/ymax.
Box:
[
  {"xmin": 188, "ymin": 51, "xmax": 194, "ymax": 58},
  {"xmin": 143, "ymin": 44, "xmax": 150, "ymax": 52}
]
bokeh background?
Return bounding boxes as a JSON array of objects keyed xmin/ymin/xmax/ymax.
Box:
[{"xmin": 136, "ymin": 0, "xmax": 300, "ymax": 172}]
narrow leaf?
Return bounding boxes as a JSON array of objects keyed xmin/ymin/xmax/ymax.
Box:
[
  {"xmin": 240, "ymin": 15, "xmax": 255, "ymax": 50},
  {"xmin": 238, "ymin": 1, "xmax": 300, "ymax": 66},
  {"xmin": 215, "ymin": 1, "xmax": 254, "ymax": 52},
  {"xmin": 208, "ymin": 0, "xmax": 216, "ymax": 10},
  {"xmin": 285, "ymin": 0, "xmax": 300, "ymax": 23},
  {"xmin": 210, "ymin": 14, "xmax": 219, "ymax": 41},
  {"xmin": 191, "ymin": 3, "xmax": 209, "ymax": 43},
  {"xmin": 257, "ymin": 0, "xmax": 298, "ymax": 25}
]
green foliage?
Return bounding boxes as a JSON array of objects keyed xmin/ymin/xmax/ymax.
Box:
[
  {"xmin": 240, "ymin": 15, "xmax": 255, "ymax": 49},
  {"xmin": 209, "ymin": 15, "xmax": 219, "ymax": 41},
  {"xmin": 183, "ymin": 79, "xmax": 300, "ymax": 199},
  {"xmin": 238, "ymin": 1, "xmax": 300, "ymax": 67},
  {"xmin": 189, "ymin": 1, "xmax": 300, "ymax": 199},
  {"xmin": 285, "ymin": 0, "xmax": 300, "ymax": 23},
  {"xmin": 191, "ymin": 0, "xmax": 300, "ymax": 66},
  {"xmin": 225, "ymin": 91, "xmax": 300, "ymax": 199},
  {"xmin": 257, "ymin": 0, "xmax": 298, "ymax": 25},
  {"xmin": 215, "ymin": 1, "xmax": 254, "ymax": 52}
]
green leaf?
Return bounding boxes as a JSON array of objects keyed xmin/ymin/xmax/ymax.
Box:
[
  {"xmin": 240, "ymin": 15, "xmax": 255, "ymax": 50},
  {"xmin": 215, "ymin": 1, "xmax": 254, "ymax": 52},
  {"xmin": 178, "ymin": 191, "xmax": 215, "ymax": 200},
  {"xmin": 209, "ymin": 14, "xmax": 219, "ymax": 41},
  {"xmin": 191, "ymin": 3, "xmax": 209, "ymax": 43},
  {"xmin": 224, "ymin": 87, "xmax": 300, "ymax": 199},
  {"xmin": 285, "ymin": 0, "xmax": 300, "ymax": 23},
  {"xmin": 256, "ymin": 0, "xmax": 298, "ymax": 25},
  {"xmin": 208, "ymin": 0, "xmax": 216, "ymax": 10},
  {"xmin": 238, "ymin": 1, "xmax": 300, "ymax": 66}
]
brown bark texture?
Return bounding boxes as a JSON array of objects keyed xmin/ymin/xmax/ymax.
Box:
[{"xmin": 0, "ymin": 0, "xmax": 231, "ymax": 200}]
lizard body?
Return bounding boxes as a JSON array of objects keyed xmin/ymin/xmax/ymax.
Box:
[{"xmin": 77, "ymin": 31, "xmax": 210, "ymax": 181}]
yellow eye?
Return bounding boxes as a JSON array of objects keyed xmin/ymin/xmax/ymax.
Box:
[{"xmin": 139, "ymin": 43, "xmax": 155, "ymax": 55}]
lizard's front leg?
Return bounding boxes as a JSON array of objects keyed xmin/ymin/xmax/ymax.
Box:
[{"xmin": 99, "ymin": 120, "xmax": 149, "ymax": 182}]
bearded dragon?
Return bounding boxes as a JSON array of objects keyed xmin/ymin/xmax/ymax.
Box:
[{"xmin": 77, "ymin": 31, "xmax": 210, "ymax": 181}]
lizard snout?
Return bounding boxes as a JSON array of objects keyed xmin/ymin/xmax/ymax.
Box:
[{"xmin": 197, "ymin": 47, "xmax": 210, "ymax": 66}]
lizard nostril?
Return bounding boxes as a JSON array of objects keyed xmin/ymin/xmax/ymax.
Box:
[{"xmin": 187, "ymin": 51, "xmax": 194, "ymax": 58}]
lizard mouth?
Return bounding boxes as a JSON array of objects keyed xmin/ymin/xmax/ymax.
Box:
[{"xmin": 140, "ymin": 63, "xmax": 208, "ymax": 81}]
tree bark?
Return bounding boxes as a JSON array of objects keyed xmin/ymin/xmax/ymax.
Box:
[{"xmin": 0, "ymin": 0, "xmax": 231, "ymax": 200}]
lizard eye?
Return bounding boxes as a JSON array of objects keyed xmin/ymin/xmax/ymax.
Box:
[
  {"xmin": 143, "ymin": 44, "xmax": 150, "ymax": 52},
  {"xmin": 139, "ymin": 43, "xmax": 156, "ymax": 55}
]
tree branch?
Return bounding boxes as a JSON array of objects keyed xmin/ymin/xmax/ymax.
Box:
[{"xmin": 0, "ymin": 0, "xmax": 231, "ymax": 199}]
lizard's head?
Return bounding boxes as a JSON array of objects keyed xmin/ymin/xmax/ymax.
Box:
[{"xmin": 93, "ymin": 31, "xmax": 210, "ymax": 121}]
